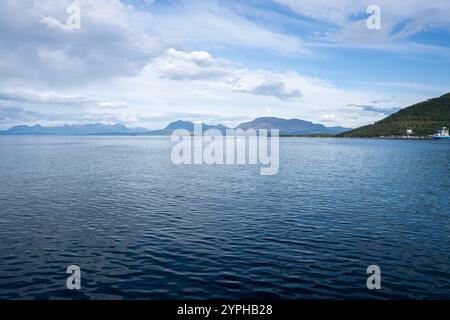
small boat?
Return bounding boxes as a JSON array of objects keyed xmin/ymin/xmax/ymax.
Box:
[{"xmin": 433, "ymin": 127, "xmax": 450, "ymax": 140}]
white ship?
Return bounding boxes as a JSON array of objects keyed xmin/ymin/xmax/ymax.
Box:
[{"xmin": 433, "ymin": 127, "xmax": 450, "ymax": 140}]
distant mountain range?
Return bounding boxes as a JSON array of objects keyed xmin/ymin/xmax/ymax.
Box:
[
  {"xmin": 339, "ymin": 93, "xmax": 450, "ymax": 137},
  {"xmin": 2, "ymin": 93, "xmax": 449, "ymax": 138},
  {"xmin": 0, "ymin": 123, "xmax": 149, "ymax": 136},
  {"xmin": 147, "ymin": 120, "xmax": 230, "ymax": 136},
  {"xmin": 0, "ymin": 117, "xmax": 352, "ymax": 136},
  {"xmin": 236, "ymin": 117, "xmax": 351, "ymax": 135}
]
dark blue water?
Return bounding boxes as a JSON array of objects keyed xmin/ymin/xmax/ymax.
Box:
[{"xmin": 0, "ymin": 136, "xmax": 449, "ymax": 300}]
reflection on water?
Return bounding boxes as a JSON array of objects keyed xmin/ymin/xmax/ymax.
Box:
[{"xmin": 0, "ymin": 136, "xmax": 449, "ymax": 299}]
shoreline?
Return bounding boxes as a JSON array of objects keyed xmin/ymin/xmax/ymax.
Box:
[{"xmin": 0, "ymin": 134, "xmax": 440, "ymax": 140}]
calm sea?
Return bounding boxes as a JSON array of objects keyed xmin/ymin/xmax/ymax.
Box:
[{"xmin": 0, "ymin": 136, "xmax": 449, "ymax": 299}]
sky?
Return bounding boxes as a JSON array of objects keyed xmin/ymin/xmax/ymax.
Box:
[{"xmin": 0, "ymin": 0, "xmax": 450, "ymax": 130}]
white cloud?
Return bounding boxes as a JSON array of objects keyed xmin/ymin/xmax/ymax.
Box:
[
  {"xmin": 1, "ymin": 41, "xmax": 426, "ymax": 130},
  {"xmin": 320, "ymin": 113, "xmax": 337, "ymax": 122},
  {"xmin": 275, "ymin": 0, "xmax": 450, "ymax": 26},
  {"xmin": 347, "ymin": 104, "xmax": 401, "ymax": 115},
  {"xmin": 148, "ymin": 48, "xmax": 302, "ymax": 100},
  {"xmin": 0, "ymin": 88, "xmax": 90, "ymax": 105},
  {"xmin": 0, "ymin": 0, "xmax": 160, "ymax": 87},
  {"xmin": 275, "ymin": 0, "xmax": 361, "ymax": 25},
  {"xmin": 0, "ymin": 106, "xmax": 42, "ymax": 125},
  {"xmin": 234, "ymin": 80, "xmax": 302, "ymax": 101},
  {"xmin": 147, "ymin": 1, "xmax": 309, "ymax": 55},
  {"xmin": 276, "ymin": 0, "xmax": 450, "ymax": 47},
  {"xmin": 96, "ymin": 101, "xmax": 128, "ymax": 109},
  {"xmin": 0, "ymin": 87, "xmax": 129, "ymax": 112},
  {"xmin": 151, "ymin": 48, "xmax": 234, "ymax": 81},
  {"xmin": 40, "ymin": 16, "xmax": 74, "ymax": 32}
]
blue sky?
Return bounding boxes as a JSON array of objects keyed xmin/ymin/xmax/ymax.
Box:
[{"xmin": 0, "ymin": 0, "xmax": 449, "ymax": 129}]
